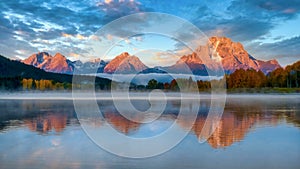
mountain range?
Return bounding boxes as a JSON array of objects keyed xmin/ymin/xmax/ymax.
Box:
[
  {"xmin": 21, "ymin": 36, "xmax": 281, "ymax": 75},
  {"xmin": 0, "ymin": 54, "xmax": 111, "ymax": 88}
]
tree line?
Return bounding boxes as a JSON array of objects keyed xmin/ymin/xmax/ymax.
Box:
[
  {"xmin": 0, "ymin": 77, "xmax": 111, "ymax": 91},
  {"xmin": 227, "ymin": 60, "xmax": 300, "ymax": 88},
  {"xmin": 141, "ymin": 60, "xmax": 300, "ymax": 91},
  {"xmin": 1, "ymin": 61, "xmax": 299, "ymax": 91},
  {"xmin": 21, "ymin": 79, "xmax": 72, "ymax": 90}
]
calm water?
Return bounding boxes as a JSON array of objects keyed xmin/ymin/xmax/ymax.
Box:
[{"xmin": 0, "ymin": 95, "xmax": 300, "ymax": 169}]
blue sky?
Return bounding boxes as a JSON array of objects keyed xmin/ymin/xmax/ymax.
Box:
[{"xmin": 0, "ymin": 0, "xmax": 300, "ymax": 66}]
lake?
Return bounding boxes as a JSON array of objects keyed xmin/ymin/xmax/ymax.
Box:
[{"xmin": 0, "ymin": 94, "xmax": 299, "ymax": 169}]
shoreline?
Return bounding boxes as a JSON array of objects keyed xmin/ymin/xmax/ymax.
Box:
[{"xmin": 0, "ymin": 91, "xmax": 299, "ymax": 100}]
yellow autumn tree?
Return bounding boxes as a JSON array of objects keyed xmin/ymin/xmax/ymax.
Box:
[
  {"xmin": 22, "ymin": 79, "xmax": 28, "ymax": 90},
  {"xmin": 39, "ymin": 80, "xmax": 45, "ymax": 91},
  {"xmin": 27, "ymin": 79, "xmax": 33, "ymax": 90},
  {"xmin": 34, "ymin": 80, "xmax": 40, "ymax": 90}
]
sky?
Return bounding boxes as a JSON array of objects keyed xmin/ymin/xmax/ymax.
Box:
[{"xmin": 0, "ymin": 0, "xmax": 300, "ymax": 66}]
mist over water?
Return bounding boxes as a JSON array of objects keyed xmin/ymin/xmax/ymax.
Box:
[
  {"xmin": 0, "ymin": 95, "xmax": 299, "ymax": 169},
  {"xmin": 96, "ymin": 73, "xmax": 223, "ymax": 85}
]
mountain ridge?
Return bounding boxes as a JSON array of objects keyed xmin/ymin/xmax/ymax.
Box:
[
  {"xmin": 208, "ymin": 36, "xmax": 281, "ymax": 73},
  {"xmin": 22, "ymin": 52, "xmax": 73, "ymax": 74},
  {"xmin": 103, "ymin": 52, "xmax": 148, "ymax": 74},
  {"xmin": 21, "ymin": 36, "xmax": 281, "ymax": 75}
]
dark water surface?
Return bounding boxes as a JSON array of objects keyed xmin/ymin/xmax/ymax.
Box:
[{"xmin": 0, "ymin": 95, "xmax": 299, "ymax": 169}]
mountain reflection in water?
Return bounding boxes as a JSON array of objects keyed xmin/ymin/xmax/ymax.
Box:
[{"xmin": 1, "ymin": 96, "xmax": 299, "ymax": 149}]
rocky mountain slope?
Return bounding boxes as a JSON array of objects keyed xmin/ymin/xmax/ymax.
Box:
[
  {"xmin": 165, "ymin": 37, "xmax": 281, "ymax": 74},
  {"xmin": 22, "ymin": 52, "xmax": 74, "ymax": 74},
  {"xmin": 209, "ymin": 37, "xmax": 280, "ymax": 73},
  {"xmin": 103, "ymin": 52, "xmax": 147, "ymax": 74}
]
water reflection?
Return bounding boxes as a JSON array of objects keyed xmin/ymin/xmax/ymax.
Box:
[
  {"xmin": 24, "ymin": 113, "xmax": 68, "ymax": 133},
  {"xmin": 0, "ymin": 96, "xmax": 299, "ymax": 149},
  {"xmin": 103, "ymin": 112, "xmax": 141, "ymax": 134},
  {"xmin": 0, "ymin": 100, "xmax": 77, "ymax": 133}
]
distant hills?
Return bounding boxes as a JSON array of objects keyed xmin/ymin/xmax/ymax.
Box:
[{"xmin": 20, "ymin": 36, "xmax": 281, "ymax": 75}]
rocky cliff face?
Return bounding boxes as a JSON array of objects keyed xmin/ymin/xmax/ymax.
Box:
[
  {"xmin": 103, "ymin": 52, "xmax": 147, "ymax": 74},
  {"xmin": 22, "ymin": 52, "xmax": 73, "ymax": 74},
  {"xmin": 165, "ymin": 37, "xmax": 280, "ymax": 75},
  {"xmin": 209, "ymin": 36, "xmax": 281, "ymax": 74},
  {"xmin": 22, "ymin": 52, "xmax": 52, "ymax": 67}
]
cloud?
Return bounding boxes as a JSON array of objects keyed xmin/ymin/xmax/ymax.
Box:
[
  {"xmin": 104, "ymin": 0, "xmax": 114, "ymax": 4},
  {"xmin": 153, "ymin": 51, "xmax": 180, "ymax": 66},
  {"xmin": 0, "ymin": 0, "xmax": 105, "ymax": 59},
  {"xmin": 246, "ymin": 36, "xmax": 300, "ymax": 66},
  {"xmin": 106, "ymin": 34, "xmax": 114, "ymax": 40},
  {"xmin": 207, "ymin": 18, "xmax": 274, "ymax": 42},
  {"xmin": 0, "ymin": 1, "xmax": 88, "ymax": 59},
  {"xmin": 69, "ymin": 52, "xmax": 80, "ymax": 59},
  {"xmin": 124, "ymin": 39, "xmax": 131, "ymax": 44},
  {"xmin": 62, "ymin": 33, "xmax": 88, "ymax": 40},
  {"xmin": 0, "ymin": 0, "xmax": 299, "ymax": 66},
  {"xmin": 190, "ymin": 0, "xmax": 300, "ymax": 43},
  {"xmin": 96, "ymin": 0, "xmax": 147, "ymax": 24},
  {"xmin": 62, "ymin": 33, "xmax": 73, "ymax": 38},
  {"xmin": 231, "ymin": 0, "xmax": 300, "ymax": 15}
]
